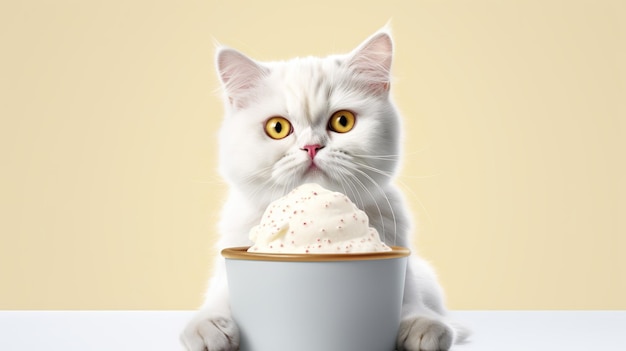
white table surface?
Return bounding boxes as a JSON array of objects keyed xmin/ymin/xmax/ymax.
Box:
[{"xmin": 1, "ymin": 311, "xmax": 624, "ymax": 350}]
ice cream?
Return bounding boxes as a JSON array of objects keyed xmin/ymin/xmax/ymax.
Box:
[{"xmin": 248, "ymin": 183, "xmax": 391, "ymax": 253}]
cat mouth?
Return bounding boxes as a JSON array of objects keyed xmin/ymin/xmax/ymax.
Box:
[
  {"xmin": 304, "ymin": 161, "xmax": 325, "ymax": 177},
  {"xmin": 306, "ymin": 162, "xmax": 319, "ymax": 172}
]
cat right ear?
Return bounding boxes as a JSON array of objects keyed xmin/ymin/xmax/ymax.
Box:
[
  {"xmin": 346, "ymin": 30, "xmax": 393, "ymax": 95},
  {"xmin": 216, "ymin": 48, "xmax": 268, "ymax": 109}
]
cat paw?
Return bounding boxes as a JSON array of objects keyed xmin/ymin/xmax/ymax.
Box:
[
  {"xmin": 180, "ymin": 315, "xmax": 239, "ymax": 351},
  {"xmin": 397, "ymin": 316, "xmax": 454, "ymax": 351}
]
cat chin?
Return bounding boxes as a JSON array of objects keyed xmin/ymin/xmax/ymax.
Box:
[
  {"xmin": 271, "ymin": 168, "xmax": 332, "ymax": 191},
  {"xmin": 301, "ymin": 169, "xmax": 326, "ymax": 183}
]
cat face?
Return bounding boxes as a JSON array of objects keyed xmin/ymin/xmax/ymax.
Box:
[{"xmin": 216, "ymin": 31, "xmax": 401, "ymax": 204}]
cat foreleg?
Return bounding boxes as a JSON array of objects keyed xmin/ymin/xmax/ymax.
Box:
[
  {"xmin": 396, "ymin": 256, "xmax": 464, "ymax": 351},
  {"xmin": 180, "ymin": 259, "xmax": 239, "ymax": 351}
]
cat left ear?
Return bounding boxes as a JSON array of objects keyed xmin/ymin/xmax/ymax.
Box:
[
  {"xmin": 216, "ymin": 48, "xmax": 268, "ymax": 109},
  {"xmin": 346, "ymin": 31, "xmax": 393, "ymax": 95}
]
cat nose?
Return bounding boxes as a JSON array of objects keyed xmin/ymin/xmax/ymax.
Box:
[{"xmin": 302, "ymin": 144, "xmax": 324, "ymax": 159}]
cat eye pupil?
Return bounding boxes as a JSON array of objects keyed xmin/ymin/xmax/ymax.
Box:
[
  {"xmin": 338, "ymin": 115, "xmax": 348, "ymax": 127},
  {"xmin": 274, "ymin": 122, "xmax": 283, "ymax": 133}
]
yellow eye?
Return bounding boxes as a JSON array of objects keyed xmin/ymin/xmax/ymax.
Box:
[
  {"xmin": 328, "ymin": 110, "xmax": 356, "ymax": 133},
  {"xmin": 264, "ymin": 116, "xmax": 292, "ymax": 140}
]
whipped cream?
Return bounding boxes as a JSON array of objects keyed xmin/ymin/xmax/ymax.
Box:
[{"xmin": 248, "ymin": 183, "xmax": 391, "ymax": 253}]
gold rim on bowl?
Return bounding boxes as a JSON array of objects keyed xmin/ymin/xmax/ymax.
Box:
[{"xmin": 221, "ymin": 246, "xmax": 410, "ymax": 262}]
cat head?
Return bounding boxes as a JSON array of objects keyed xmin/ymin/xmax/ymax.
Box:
[{"xmin": 216, "ymin": 30, "xmax": 402, "ymax": 205}]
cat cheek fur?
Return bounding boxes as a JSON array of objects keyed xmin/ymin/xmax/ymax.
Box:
[{"xmin": 217, "ymin": 107, "xmax": 292, "ymax": 190}]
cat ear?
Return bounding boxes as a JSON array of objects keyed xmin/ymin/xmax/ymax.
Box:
[
  {"xmin": 216, "ymin": 48, "xmax": 268, "ymax": 109},
  {"xmin": 346, "ymin": 30, "xmax": 393, "ymax": 95}
]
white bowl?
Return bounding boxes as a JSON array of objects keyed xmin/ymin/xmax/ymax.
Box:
[{"xmin": 222, "ymin": 246, "xmax": 410, "ymax": 351}]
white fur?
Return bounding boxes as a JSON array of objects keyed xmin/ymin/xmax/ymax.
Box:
[{"xmin": 181, "ymin": 29, "xmax": 469, "ymax": 351}]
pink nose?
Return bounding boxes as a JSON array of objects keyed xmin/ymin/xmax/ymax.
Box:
[{"xmin": 302, "ymin": 144, "xmax": 324, "ymax": 159}]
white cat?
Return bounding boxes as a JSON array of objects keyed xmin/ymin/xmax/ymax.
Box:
[{"xmin": 181, "ymin": 29, "xmax": 469, "ymax": 351}]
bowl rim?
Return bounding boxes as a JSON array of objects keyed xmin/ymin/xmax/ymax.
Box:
[{"xmin": 221, "ymin": 246, "xmax": 410, "ymax": 262}]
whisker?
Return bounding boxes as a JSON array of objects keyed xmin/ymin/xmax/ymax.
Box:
[
  {"xmin": 398, "ymin": 180, "xmax": 433, "ymax": 228},
  {"xmin": 353, "ymin": 161, "xmax": 394, "ymax": 178},
  {"xmin": 330, "ymin": 170, "xmax": 346, "ymax": 193},
  {"xmin": 398, "ymin": 173, "xmax": 441, "ymax": 179},
  {"xmin": 331, "ymin": 155, "xmax": 395, "ymax": 245},
  {"xmin": 337, "ymin": 169, "xmax": 359, "ymax": 206},
  {"xmin": 351, "ymin": 154, "xmax": 400, "ymax": 161},
  {"xmin": 191, "ymin": 176, "xmax": 224, "ymax": 185},
  {"xmin": 341, "ymin": 171, "xmax": 364, "ymax": 210},
  {"xmin": 346, "ymin": 164, "xmax": 398, "ymax": 246},
  {"xmin": 344, "ymin": 171, "xmax": 387, "ymax": 243}
]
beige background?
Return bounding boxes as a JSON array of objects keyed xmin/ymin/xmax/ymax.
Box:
[{"xmin": 1, "ymin": 0, "xmax": 624, "ymax": 310}]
